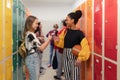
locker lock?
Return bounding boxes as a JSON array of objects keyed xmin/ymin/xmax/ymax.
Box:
[
  {"xmin": 105, "ymin": 20, "xmax": 108, "ymax": 23},
  {"xmin": 108, "ymin": 66, "xmax": 112, "ymax": 69},
  {"xmin": 96, "ymin": 59, "xmax": 99, "ymax": 63}
]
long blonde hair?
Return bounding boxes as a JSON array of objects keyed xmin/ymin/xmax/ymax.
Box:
[{"xmin": 23, "ymin": 16, "xmax": 37, "ymax": 40}]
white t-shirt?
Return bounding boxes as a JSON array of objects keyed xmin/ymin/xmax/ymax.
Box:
[{"xmin": 25, "ymin": 31, "xmax": 41, "ymax": 54}]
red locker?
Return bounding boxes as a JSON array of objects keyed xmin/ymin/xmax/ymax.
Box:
[
  {"xmin": 94, "ymin": 0, "xmax": 102, "ymax": 55},
  {"xmin": 104, "ymin": 60, "xmax": 117, "ymax": 80},
  {"xmin": 94, "ymin": 55, "xmax": 102, "ymax": 80},
  {"xmin": 104, "ymin": 0, "xmax": 117, "ymax": 61}
]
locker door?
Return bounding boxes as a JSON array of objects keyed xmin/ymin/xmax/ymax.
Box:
[
  {"xmin": 18, "ymin": 0, "xmax": 22, "ymax": 41},
  {"xmin": 87, "ymin": 0, "xmax": 92, "ymax": 49},
  {"xmin": 94, "ymin": 55, "xmax": 102, "ymax": 80},
  {"xmin": 86, "ymin": 0, "xmax": 92, "ymax": 80},
  {"xmin": 104, "ymin": 0, "xmax": 117, "ymax": 61},
  {"xmin": 12, "ymin": 0, "xmax": 18, "ymax": 52},
  {"xmin": 0, "ymin": 64, "xmax": 3, "ymax": 80},
  {"xmin": 94, "ymin": 0, "xmax": 102, "ymax": 55},
  {"xmin": 4, "ymin": 0, "xmax": 12, "ymax": 57},
  {"xmin": 0, "ymin": 0, "xmax": 3, "ymax": 61},
  {"xmin": 104, "ymin": 60, "xmax": 117, "ymax": 80},
  {"xmin": 5, "ymin": 57, "xmax": 12, "ymax": 80}
]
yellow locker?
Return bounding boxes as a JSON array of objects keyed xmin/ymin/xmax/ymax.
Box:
[
  {"xmin": 0, "ymin": 64, "xmax": 3, "ymax": 80},
  {"xmin": 5, "ymin": 57, "xmax": 12, "ymax": 80},
  {"xmin": 4, "ymin": 0, "xmax": 12, "ymax": 57},
  {"xmin": 0, "ymin": 0, "xmax": 3, "ymax": 61}
]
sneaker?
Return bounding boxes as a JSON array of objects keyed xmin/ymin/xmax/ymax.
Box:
[
  {"xmin": 40, "ymin": 66, "xmax": 45, "ymax": 70},
  {"xmin": 54, "ymin": 75, "xmax": 61, "ymax": 80},
  {"xmin": 40, "ymin": 69, "xmax": 45, "ymax": 75},
  {"xmin": 48, "ymin": 64, "xmax": 51, "ymax": 68},
  {"xmin": 61, "ymin": 72, "xmax": 64, "ymax": 76}
]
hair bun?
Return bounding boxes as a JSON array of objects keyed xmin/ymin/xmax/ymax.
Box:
[{"xmin": 75, "ymin": 10, "xmax": 82, "ymax": 19}]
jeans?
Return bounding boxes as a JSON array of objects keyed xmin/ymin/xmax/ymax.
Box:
[
  {"xmin": 49, "ymin": 45, "xmax": 54, "ymax": 65},
  {"xmin": 25, "ymin": 53, "xmax": 40, "ymax": 80},
  {"xmin": 56, "ymin": 49, "xmax": 63, "ymax": 78}
]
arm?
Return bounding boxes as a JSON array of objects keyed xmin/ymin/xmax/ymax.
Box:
[
  {"xmin": 46, "ymin": 31, "xmax": 51, "ymax": 37},
  {"xmin": 77, "ymin": 38, "xmax": 90, "ymax": 61},
  {"xmin": 38, "ymin": 35, "xmax": 52, "ymax": 52}
]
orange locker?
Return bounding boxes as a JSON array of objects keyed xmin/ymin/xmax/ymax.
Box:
[
  {"xmin": 87, "ymin": 0, "xmax": 92, "ymax": 48},
  {"xmin": 5, "ymin": 57, "xmax": 12, "ymax": 80},
  {"xmin": 94, "ymin": 0, "xmax": 102, "ymax": 55},
  {"xmin": 4, "ymin": 0, "xmax": 12, "ymax": 57},
  {"xmin": 86, "ymin": 0, "xmax": 92, "ymax": 80},
  {"xmin": 75, "ymin": 1, "xmax": 93, "ymax": 80},
  {"xmin": 104, "ymin": 0, "xmax": 117, "ymax": 61},
  {"xmin": 0, "ymin": 0, "xmax": 3, "ymax": 62},
  {"xmin": 80, "ymin": 3, "xmax": 87, "ymax": 34}
]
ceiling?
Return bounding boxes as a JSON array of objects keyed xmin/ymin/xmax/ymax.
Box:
[
  {"xmin": 22, "ymin": 0, "xmax": 76, "ymax": 7},
  {"xmin": 22, "ymin": 0, "xmax": 77, "ymax": 21}
]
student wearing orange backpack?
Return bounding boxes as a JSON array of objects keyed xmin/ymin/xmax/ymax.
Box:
[{"xmin": 53, "ymin": 20, "xmax": 67, "ymax": 79}]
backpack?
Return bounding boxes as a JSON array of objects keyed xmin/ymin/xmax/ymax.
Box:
[
  {"xmin": 18, "ymin": 40, "xmax": 27, "ymax": 59},
  {"xmin": 52, "ymin": 50, "xmax": 58, "ymax": 69}
]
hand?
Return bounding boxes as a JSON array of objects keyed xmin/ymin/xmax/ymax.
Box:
[
  {"xmin": 48, "ymin": 35, "xmax": 52, "ymax": 41},
  {"xmin": 38, "ymin": 37, "xmax": 45, "ymax": 43},
  {"xmin": 38, "ymin": 36, "xmax": 44, "ymax": 40},
  {"xmin": 75, "ymin": 59, "xmax": 82, "ymax": 66},
  {"xmin": 53, "ymin": 36, "xmax": 59, "ymax": 42}
]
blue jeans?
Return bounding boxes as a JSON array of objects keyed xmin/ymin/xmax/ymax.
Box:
[
  {"xmin": 49, "ymin": 45, "xmax": 54, "ymax": 65},
  {"xmin": 25, "ymin": 53, "xmax": 40, "ymax": 80},
  {"xmin": 56, "ymin": 49, "xmax": 63, "ymax": 78}
]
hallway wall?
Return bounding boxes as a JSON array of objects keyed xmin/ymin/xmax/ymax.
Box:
[{"xmin": 26, "ymin": 4, "xmax": 72, "ymax": 35}]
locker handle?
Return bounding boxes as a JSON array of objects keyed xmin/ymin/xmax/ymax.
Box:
[
  {"xmin": 108, "ymin": 66, "xmax": 112, "ymax": 69},
  {"xmin": 105, "ymin": 20, "xmax": 108, "ymax": 23},
  {"xmin": 96, "ymin": 59, "xmax": 99, "ymax": 63},
  {"xmin": 101, "ymin": 42, "xmax": 103, "ymax": 46},
  {"xmin": 116, "ymin": 45, "xmax": 118, "ymax": 50}
]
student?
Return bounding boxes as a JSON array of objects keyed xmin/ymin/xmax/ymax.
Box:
[
  {"xmin": 46, "ymin": 24, "xmax": 58, "ymax": 67},
  {"xmin": 55, "ymin": 10, "xmax": 90, "ymax": 80},
  {"xmin": 35, "ymin": 22, "xmax": 45, "ymax": 74},
  {"xmin": 54, "ymin": 20, "xmax": 67, "ymax": 79},
  {"xmin": 23, "ymin": 15, "xmax": 52, "ymax": 80}
]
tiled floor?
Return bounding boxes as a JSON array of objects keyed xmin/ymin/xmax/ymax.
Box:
[
  {"xmin": 39, "ymin": 46, "xmax": 54, "ymax": 79},
  {"xmin": 39, "ymin": 46, "xmax": 65, "ymax": 80}
]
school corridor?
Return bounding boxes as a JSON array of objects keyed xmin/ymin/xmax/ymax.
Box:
[{"xmin": 0, "ymin": 0, "xmax": 120, "ymax": 80}]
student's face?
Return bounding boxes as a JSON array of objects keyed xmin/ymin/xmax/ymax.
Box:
[
  {"xmin": 32, "ymin": 19, "xmax": 38, "ymax": 31},
  {"xmin": 66, "ymin": 16, "xmax": 74, "ymax": 27}
]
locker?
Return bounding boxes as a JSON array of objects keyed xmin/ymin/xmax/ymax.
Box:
[
  {"xmin": 13, "ymin": 54, "xmax": 18, "ymax": 80},
  {"xmin": 80, "ymin": 3, "xmax": 86, "ymax": 34},
  {"xmin": 13, "ymin": 54, "xmax": 17, "ymax": 72},
  {"xmin": 94, "ymin": 0, "xmax": 102, "ymax": 55},
  {"xmin": 4, "ymin": 0, "xmax": 12, "ymax": 57},
  {"xmin": 86, "ymin": 0, "xmax": 92, "ymax": 80},
  {"xmin": 87, "ymin": 0, "xmax": 92, "ymax": 49},
  {"xmin": 5, "ymin": 57, "xmax": 12, "ymax": 80},
  {"xmin": 21, "ymin": 4, "xmax": 25, "ymax": 32},
  {"xmin": 104, "ymin": 60, "xmax": 117, "ymax": 80},
  {"xmin": 0, "ymin": 0, "xmax": 3, "ymax": 61},
  {"xmin": 94, "ymin": 55, "xmax": 102, "ymax": 80},
  {"xmin": 12, "ymin": 0, "xmax": 18, "ymax": 52},
  {"xmin": 104, "ymin": 0, "xmax": 117, "ymax": 61},
  {"xmin": 0, "ymin": 64, "xmax": 3, "ymax": 80}
]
